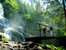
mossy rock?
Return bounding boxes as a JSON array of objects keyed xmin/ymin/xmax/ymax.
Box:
[{"xmin": 0, "ymin": 32, "xmax": 9, "ymax": 41}]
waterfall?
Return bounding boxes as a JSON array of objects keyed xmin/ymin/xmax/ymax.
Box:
[{"xmin": 0, "ymin": 3, "xmax": 25, "ymax": 42}]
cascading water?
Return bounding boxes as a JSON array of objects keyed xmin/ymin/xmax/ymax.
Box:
[{"xmin": 0, "ymin": 3, "xmax": 25, "ymax": 42}]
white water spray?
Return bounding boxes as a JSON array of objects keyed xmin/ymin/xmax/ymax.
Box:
[
  {"xmin": 0, "ymin": 3, "xmax": 10, "ymax": 39},
  {"xmin": 0, "ymin": 3, "xmax": 25, "ymax": 42}
]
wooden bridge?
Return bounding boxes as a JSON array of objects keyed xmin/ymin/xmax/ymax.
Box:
[{"xmin": 25, "ymin": 36, "xmax": 66, "ymax": 46}]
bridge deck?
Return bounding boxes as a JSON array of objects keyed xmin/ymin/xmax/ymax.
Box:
[
  {"xmin": 25, "ymin": 36, "xmax": 66, "ymax": 46},
  {"xmin": 25, "ymin": 36, "xmax": 66, "ymax": 41}
]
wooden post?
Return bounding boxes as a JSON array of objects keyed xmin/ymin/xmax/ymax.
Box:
[
  {"xmin": 63, "ymin": 0, "xmax": 66, "ymax": 30},
  {"xmin": 39, "ymin": 24, "xmax": 42, "ymax": 37},
  {"xmin": 38, "ymin": 24, "xmax": 42, "ymax": 43}
]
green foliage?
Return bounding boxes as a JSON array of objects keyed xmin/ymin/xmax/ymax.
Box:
[
  {"xmin": 57, "ymin": 47, "xmax": 65, "ymax": 50},
  {"xmin": 46, "ymin": 44, "xmax": 57, "ymax": 50},
  {"xmin": 46, "ymin": 44, "xmax": 65, "ymax": 50},
  {"xmin": 38, "ymin": 44, "xmax": 65, "ymax": 50},
  {"xmin": 5, "ymin": 0, "xmax": 18, "ymax": 10},
  {"xmin": 64, "ymin": 32, "xmax": 66, "ymax": 36},
  {"xmin": 24, "ymin": 14, "xmax": 32, "ymax": 19}
]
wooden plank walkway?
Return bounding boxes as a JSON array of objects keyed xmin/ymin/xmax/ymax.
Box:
[
  {"xmin": 25, "ymin": 36, "xmax": 66, "ymax": 46},
  {"xmin": 25, "ymin": 36, "xmax": 64, "ymax": 41}
]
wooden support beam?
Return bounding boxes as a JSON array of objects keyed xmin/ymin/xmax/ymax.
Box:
[{"xmin": 63, "ymin": 0, "xmax": 66, "ymax": 31}]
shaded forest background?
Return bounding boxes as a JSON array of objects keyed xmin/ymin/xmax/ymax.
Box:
[{"xmin": 0, "ymin": 0, "xmax": 66, "ymax": 38}]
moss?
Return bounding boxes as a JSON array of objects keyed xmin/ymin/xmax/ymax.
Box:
[{"xmin": 0, "ymin": 32, "xmax": 9, "ymax": 41}]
